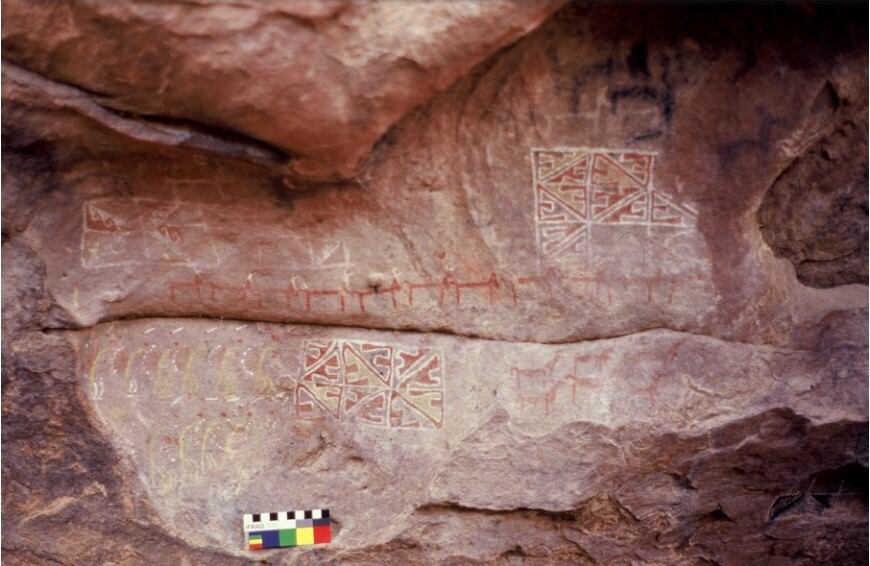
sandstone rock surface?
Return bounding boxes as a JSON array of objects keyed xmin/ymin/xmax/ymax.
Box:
[
  {"xmin": 3, "ymin": 0, "xmax": 566, "ymax": 179},
  {"xmin": 3, "ymin": 2, "xmax": 868, "ymax": 565}
]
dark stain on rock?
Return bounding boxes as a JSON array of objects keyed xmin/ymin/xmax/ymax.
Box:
[
  {"xmin": 632, "ymin": 129, "xmax": 663, "ymax": 142},
  {"xmin": 544, "ymin": 42, "xmax": 560, "ymax": 70},
  {"xmin": 732, "ymin": 48, "xmax": 758, "ymax": 82},
  {"xmin": 706, "ymin": 505, "xmax": 733, "ymax": 522},
  {"xmin": 768, "ymin": 462, "xmax": 868, "ymax": 522},
  {"xmin": 608, "ymin": 85, "xmax": 658, "ymax": 113},
  {"xmin": 717, "ymin": 109, "xmax": 786, "ymax": 171},
  {"xmin": 811, "ymin": 79, "xmax": 841, "ymax": 116},
  {"xmin": 659, "ymin": 53, "xmax": 676, "ymax": 126},
  {"xmin": 570, "ymin": 57, "xmax": 616, "ymax": 114},
  {"xmin": 1, "ymin": 121, "xmax": 59, "ymax": 236},
  {"xmin": 627, "ymin": 41, "xmax": 650, "ymax": 78},
  {"xmin": 268, "ymin": 175, "xmax": 297, "ymax": 210}
]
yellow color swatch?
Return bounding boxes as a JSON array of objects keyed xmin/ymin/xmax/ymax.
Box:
[{"xmin": 296, "ymin": 527, "xmax": 314, "ymax": 545}]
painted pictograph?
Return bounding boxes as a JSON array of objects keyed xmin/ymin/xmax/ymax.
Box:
[
  {"xmin": 297, "ymin": 340, "xmax": 444, "ymax": 429},
  {"xmin": 532, "ymin": 148, "xmax": 698, "ymax": 258}
]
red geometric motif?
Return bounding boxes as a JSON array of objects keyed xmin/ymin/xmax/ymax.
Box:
[
  {"xmin": 297, "ymin": 340, "xmax": 444, "ymax": 429},
  {"xmin": 532, "ymin": 148, "xmax": 697, "ymax": 257}
]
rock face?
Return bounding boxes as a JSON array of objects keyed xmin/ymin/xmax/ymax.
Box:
[
  {"xmin": 2, "ymin": 2, "xmax": 867, "ymax": 565},
  {"xmin": 2, "ymin": 0, "xmax": 567, "ymax": 179},
  {"xmin": 757, "ymin": 79, "xmax": 869, "ymax": 289}
]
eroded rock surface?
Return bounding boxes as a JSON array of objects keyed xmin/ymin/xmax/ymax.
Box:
[
  {"xmin": 3, "ymin": 1, "xmax": 868, "ymax": 565},
  {"xmin": 758, "ymin": 77, "xmax": 869, "ymax": 288},
  {"xmin": 2, "ymin": 0, "xmax": 566, "ymax": 179}
]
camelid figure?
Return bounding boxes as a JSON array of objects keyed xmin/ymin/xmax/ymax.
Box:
[
  {"xmin": 560, "ymin": 348, "xmax": 611, "ymax": 402},
  {"xmin": 512, "ymin": 354, "xmax": 561, "ymax": 412}
]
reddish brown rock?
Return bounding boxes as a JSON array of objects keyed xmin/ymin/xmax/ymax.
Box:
[
  {"xmin": 2, "ymin": 0, "xmax": 567, "ymax": 180},
  {"xmin": 758, "ymin": 73, "xmax": 869, "ymax": 288},
  {"xmin": 2, "ymin": 2, "xmax": 867, "ymax": 565}
]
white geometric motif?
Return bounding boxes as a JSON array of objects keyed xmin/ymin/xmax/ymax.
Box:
[{"xmin": 532, "ymin": 148, "xmax": 697, "ymax": 257}]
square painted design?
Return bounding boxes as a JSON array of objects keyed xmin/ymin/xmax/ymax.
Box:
[
  {"xmin": 297, "ymin": 340, "xmax": 444, "ymax": 429},
  {"xmin": 531, "ymin": 148, "xmax": 697, "ymax": 258}
]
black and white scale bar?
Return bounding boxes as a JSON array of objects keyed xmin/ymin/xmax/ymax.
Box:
[{"xmin": 243, "ymin": 509, "xmax": 330, "ymax": 531}]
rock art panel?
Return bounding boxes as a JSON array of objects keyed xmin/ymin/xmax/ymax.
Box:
[
  {"xmin": 4, "ymin": 1, "xmax": 868, "ymax": 564},
  {"xmin": 509, "ymin": 348, "xmax": 609, "ymax": 416},
  {"xmin": 28, "ymin": 150, "xmax": 720, "ymax": 344},
  {"xmin": 75, "ymin": 320, "xmax": 466, "ymax": 552},
  {"xmin": 83, "ymin": 197, "xmax": 351, "ymax": 272},
  {"xmin": 72, "ymin": 316, "xmax": 867, "ymax": 556}
]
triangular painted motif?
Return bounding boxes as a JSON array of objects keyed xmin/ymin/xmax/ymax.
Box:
[
  {"xmin": 540, "ymin": 222, "xmax": 588, "ymax": 256},
  {"xmin": 395, "ymin": 352, "xmax": 443, "ymax": 390},
  {"xmin": 342, "ymin": 343, "xmax": 389, "ymax": 387},
  {"xmin": 343, "ymin": 388, "xmax": 388, "ymax": 426},
  {"xmin": 598, "ymin": 191, "xmax": 649, "ymax": 224},
  {"xmin": 537, "ymin": 188, "xmax": 585, "ymax": 222},
  {"xmin": 650, "ymin": 191, "xmax": 696, "ymax": 227},
  {"xmin": 589, "ymin": 154, "xmax": 646, "ymax": 219},
  {"xmin": 608, "ymin": 152, "xmax": 654, "ymax": 186},
  {"xmin": 534, "ymin": 150, "xmax": 589, "ymax": 181},
  {"xmin": 296, "ymin": 383, "xmax": 341, "ymax": 420},
  {"xmin": 389, "ymin": 390, "xmax": 443, "ymax": 429}
]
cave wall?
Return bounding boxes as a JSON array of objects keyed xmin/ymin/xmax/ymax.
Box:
[{"xmin": 2, "ymin": 2, "xmax": 868, "ymax": 565}]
